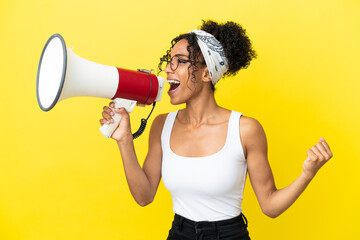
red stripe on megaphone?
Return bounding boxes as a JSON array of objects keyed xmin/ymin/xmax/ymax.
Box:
[{"xmin": 112, "ymin": 68, "xmax": 159, "ymax": 105}]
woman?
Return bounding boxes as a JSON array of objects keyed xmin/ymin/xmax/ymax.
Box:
[{"xmin": 100, "ymin": 20, "xmax": 333, "ymax": 240}]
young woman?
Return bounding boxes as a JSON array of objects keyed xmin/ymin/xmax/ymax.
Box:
[{"xmin": 100, "ymin": 20, "xmax": 333, "ymax": 240}]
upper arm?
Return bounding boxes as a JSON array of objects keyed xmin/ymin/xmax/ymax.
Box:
[
  {"xmin": 142, "ymin": 113, "xmax": 167, "ymax": 194},
  {"xmin": 240, "ymin": 116, "xmax": 277, "ymax": 210}
]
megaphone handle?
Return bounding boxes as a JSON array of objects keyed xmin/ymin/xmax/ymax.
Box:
[{"xmin": 99, "ymin": 98, "xmax": 137, "ymax": 138}]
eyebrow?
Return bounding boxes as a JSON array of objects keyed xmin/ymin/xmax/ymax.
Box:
[{"xmin": 172, "ymin": 54, "xmax": 190, "ymax": 58}]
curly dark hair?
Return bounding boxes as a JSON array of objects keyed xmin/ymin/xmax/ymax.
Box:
[{"xmin": 158, "ymin": 20, "xmax": 257, "ymax": 89}]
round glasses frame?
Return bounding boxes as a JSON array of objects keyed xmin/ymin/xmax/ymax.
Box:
[{"xmin": 159, "ymin": 55, "xmax": 195, "ymax": 72}]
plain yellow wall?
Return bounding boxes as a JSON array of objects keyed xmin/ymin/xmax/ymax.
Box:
[{"xmin": 0, "ymin": 0, "xmax": 359, "ymax": 239}]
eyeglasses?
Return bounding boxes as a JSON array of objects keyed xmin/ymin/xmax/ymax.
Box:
[{"xmin": 159, "ymin": 55, "xmax": 194, "ymax": 72}]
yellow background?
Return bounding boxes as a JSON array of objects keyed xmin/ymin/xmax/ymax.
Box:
[{"xmin": 1, "ymin": 0, "xmax": 359, "ymax": 239}]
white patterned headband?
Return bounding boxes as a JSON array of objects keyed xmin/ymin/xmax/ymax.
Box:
[{"xmin": 189, "ymin": 29, "xmax": 229, "ymax": 86}]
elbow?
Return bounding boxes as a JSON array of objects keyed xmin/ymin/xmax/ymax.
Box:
[
  {"xmin": 137, "ymin": 200, "xmax": 152, "ymax": 207},
  {"xmin": 135, "ymin": 196, "xmax": 154, "ymax": 207},
  {"xmin": 264, "ymin": 211, "xmax": 280, "ymax": 219},
  {"xmin": 132, "ymin": 187, "xmax": 156, "ymax": 207},
  {"xmin": 261, "ymin": 207, "xmax": 282, "ymax": 219}
]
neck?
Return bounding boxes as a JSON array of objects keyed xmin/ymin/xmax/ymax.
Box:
[{"xmin": 181, "ymin": 88, "xmax": 222, "ymax": 126}]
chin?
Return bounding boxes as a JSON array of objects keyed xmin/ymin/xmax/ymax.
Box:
[
  {"xmin": 170, "ymin": 98, "xmax": 185, "ymax": 106},
  {"xmin": 170, "ymin": 100, "xmax": 181, "ymax": 105}
]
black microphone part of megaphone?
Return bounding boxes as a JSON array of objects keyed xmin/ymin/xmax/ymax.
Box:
[{"xmin": 36, "ymin": 33, "xmax": 165, "ymax": 138}]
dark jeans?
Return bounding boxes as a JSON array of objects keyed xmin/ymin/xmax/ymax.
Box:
[{"xmin": 166, "ymin": 213, "xmax": 251, "ymax": 240}]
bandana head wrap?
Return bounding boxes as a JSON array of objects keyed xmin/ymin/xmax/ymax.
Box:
[{"xmin": 189, "ymin": 29, "xmax": 229, "ymax": 86}]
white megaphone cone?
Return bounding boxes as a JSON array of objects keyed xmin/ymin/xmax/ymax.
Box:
[{"xmin": 37, "ymin": 34, "xmax": 165, "ymax": 138}]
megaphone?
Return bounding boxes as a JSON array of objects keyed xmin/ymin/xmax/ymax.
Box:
[{"xmin": 36, "ymin": 34, "xmax": 165, "ymax": 138}]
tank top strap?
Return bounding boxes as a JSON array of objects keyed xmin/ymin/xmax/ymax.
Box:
[
  {"xmin": 161, "ymin": 110, "xmax": 179, "ymax": 149},
  {"xmin": 227, "ymin": 111, "xmax": 243, "ymax": 152}
]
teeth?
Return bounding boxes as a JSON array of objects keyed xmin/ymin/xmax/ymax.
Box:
[{"xmin": 167, "ymin": 79, "xmax": 180, "ymax": 85}]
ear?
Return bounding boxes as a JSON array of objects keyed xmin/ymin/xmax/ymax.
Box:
[{"xmin": 201, "ymin": 67, "xmax": 212, "ymax": 84}]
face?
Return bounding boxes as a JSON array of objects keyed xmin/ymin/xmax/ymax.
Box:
[{"xmin": 165, "ymin": 39, "xmax": 208, "ymax": 105}]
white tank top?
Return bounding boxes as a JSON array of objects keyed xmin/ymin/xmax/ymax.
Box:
[{"xmin": 161, "ymin": 110, "xmax": 247, "ymax": 221}]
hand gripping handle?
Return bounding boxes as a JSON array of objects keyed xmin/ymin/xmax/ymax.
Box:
[{"xmin": 99, "ymin": 98, "xmax": 137, "ymax": 138}]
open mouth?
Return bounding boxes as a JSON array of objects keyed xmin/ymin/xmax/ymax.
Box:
[{"xmin": 167, "ymin": 79, "xmax": 181, "ymax": 91}]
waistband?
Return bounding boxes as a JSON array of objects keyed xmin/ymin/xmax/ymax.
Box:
[{"xmin": 173, "ymin": 213, "xmax": 248, "ymax": 232}]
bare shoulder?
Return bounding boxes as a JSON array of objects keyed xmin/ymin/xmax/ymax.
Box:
[
  {"xmin": 149, "ymin": 113, "xmax": 169, "ymax": 138},
  {"xmin": 152, "ymin": 113, "xmax": 168, "ymax": 128},
  {"xmin": 239, "ymin": 115, "xmax": 267, "ymax": 156},
  {"xmin": 239, "ymin": 116, "xmax": 265, "ymax": 135}
]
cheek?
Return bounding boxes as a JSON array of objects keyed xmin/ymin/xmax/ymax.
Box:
[
  {"xmin": 180, "ymin": 67, "xmax": 199, "ymax": 86},
  {"xmin": 178, "ymin": 67, "xmax": 191, "ymax": 81},
  {"xmin": 177, "ymin": 66, "xmax": 202, "ymax": 95}
]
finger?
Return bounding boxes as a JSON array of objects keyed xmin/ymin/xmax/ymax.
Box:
[
  {"xmin": 316, "ymin": 142, "xmax": 330, "ymax": 159},
  {"xmin": 101, "ymin": 111, "xmax": 114, "ymax": 123},
  {"xmin": 109, "ymin": 101, "xmax": 115, "ymax": 108},
  {"xmin": 114, "ymin": 107, "xmax": 128, "ymax": 115},
  {"xmin": 99, "ymin": 118, "xmax": 113, "ymax": 125},
  {"xmin": 114, "ymin": 107, "xmax": 124, "ymax": 112},
  {"xmin": 311, "ymin": 145, "xmax": 325, "ymax": 161},
  {"xmin": 307, "ymin": 149, "xmax": 318, "ymax": 161},
  {"xmin": 320, "ymin": 140, "xmax": 333, "ymax": 158},
  {"xmin": 319, "ymin": 137, "xmax": 331, "ymax": 151},
  {"xmin": 103, "ymin": 106, "xmax": 114, "ymax": 116},
  {"xmin": 102, "ymin": 110, "xmax": 111, "ymax": 119},
  {"xmin": 99, "ymin": 119, "xmax": 108, "ymax": 126}
]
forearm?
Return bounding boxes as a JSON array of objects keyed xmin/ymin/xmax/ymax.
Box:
[
  {"xmin": 117, "ymin": 137, "xmax": 154, "ymax": 206},
  {"xmin": 263, "ymin": 172, "xmax": 313, "ymax": 218}
]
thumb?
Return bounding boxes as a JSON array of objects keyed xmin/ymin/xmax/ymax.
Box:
[
  {"xmin": 114, "ymin": 107, "xmax": 127, "ymax": 115},
  {"xmin": 114, "ymin": 107, "xmax": 130, "ymax": 121}
]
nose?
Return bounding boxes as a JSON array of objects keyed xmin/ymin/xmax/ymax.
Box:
[{"xmin": 164, "ymin": 62, "xmax": 174, "ymax": 75}]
